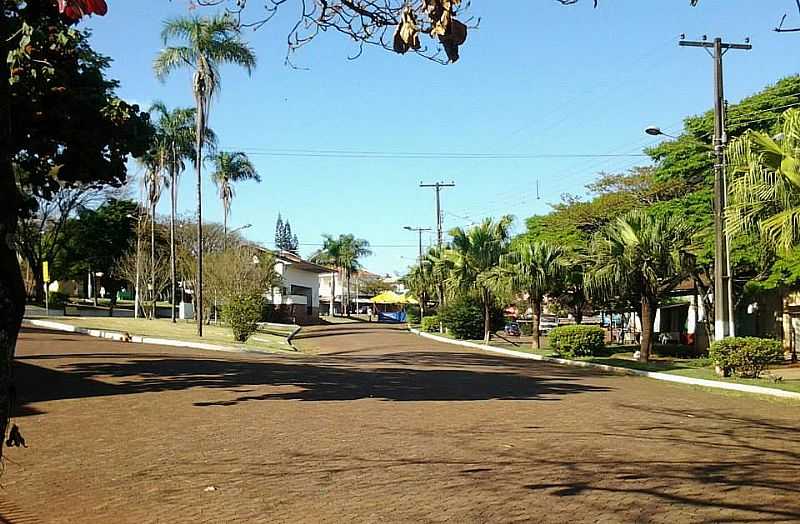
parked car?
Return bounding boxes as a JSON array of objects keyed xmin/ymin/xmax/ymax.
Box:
[{"xmin": 504, "ymin": 322, "xmax": 521, "ymax": 336}]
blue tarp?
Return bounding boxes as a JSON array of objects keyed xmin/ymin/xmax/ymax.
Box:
[{"xmin": 378, "ymin": 311, "xmax": 406, "ymax": 323}]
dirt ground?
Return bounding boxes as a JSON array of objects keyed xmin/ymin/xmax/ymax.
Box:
[{"xmin": 1, "ymin": 324, "xmax": 799, "ymax": 523}]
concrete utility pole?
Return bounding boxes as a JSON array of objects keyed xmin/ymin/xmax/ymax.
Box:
[
  {"xmin": 680, "ymin": 35, "xmax": 751, "ymax": 341},
  {"xmin": 419, "ymin": 181, "xmax": 455, "ymax": 248}
]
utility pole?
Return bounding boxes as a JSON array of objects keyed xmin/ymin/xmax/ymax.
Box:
[
  {"xmin": 419, "ymin": 181, "xmax": 455, "ymax": 249},
  {"xmin": 680, "ymin": 35, "xmax": 751, "ymax": 341}
]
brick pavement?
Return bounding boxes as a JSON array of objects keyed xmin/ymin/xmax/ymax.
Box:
[{"xmin": 1, "ymin": 325, "xmax": 799, "ymax": 523}]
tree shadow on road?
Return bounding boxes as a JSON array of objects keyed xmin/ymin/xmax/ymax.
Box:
[{"xmin": 13, "ymin": 350, "xmax": 611, "ymax": 414}]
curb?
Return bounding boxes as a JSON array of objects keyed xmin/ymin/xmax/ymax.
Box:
[
  {"xmin": 23, "ymin": 319, "xmax": 279, "ymax": 355},
  {"xmin": 286, "ymin": 326, "xmax": 302, "ymax": 350},
  {"xmin": 409, "ymin": 328, "xmax": 800, "ymax": 400}
]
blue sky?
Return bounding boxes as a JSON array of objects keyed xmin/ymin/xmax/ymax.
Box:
[{"xmin": 84, "ymin": 1, "xmax": 800, "ymax": 275}]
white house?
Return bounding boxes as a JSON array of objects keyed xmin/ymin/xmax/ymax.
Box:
[{"xmin": 266, "ymin": 250, "xmax": 332, "ymax": 325}]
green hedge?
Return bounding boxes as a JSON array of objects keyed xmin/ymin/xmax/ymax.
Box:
[
  {"xmin": 549, "ymin": 325, "xmax": 605, "ymax": 358},
  {"xmin": 47, "ymin": 291, "xmax": 69, "ymax": 308},
  {"xmin": 439, "ymin": 296, "xmax": 504, "ymax": 340},
  {"xmin": 709, "ymin": 337, "xmax": 783, "ymax": 378},
  {"xmin": 222, "ymin": 292, "xmax": 264, "ymax": 342},
  {"xmin": 406, "ymin": 305, "xmax": 421, "ymax": 325},
  {"xmin": 420, "ymin": 315, "xmax": 440, "ymax": 333}
]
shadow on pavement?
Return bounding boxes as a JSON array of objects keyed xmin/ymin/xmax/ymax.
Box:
[{"xmin": 13, "ymin": 350, "xmax": 610, "ymax": 414}]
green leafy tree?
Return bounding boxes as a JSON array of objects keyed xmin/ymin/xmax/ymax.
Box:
[
  {"xmin": 1, "ymin": 2, "xmax": 151, "ymax": 453},
  {"xmin": 585, "ymin": 211, "xmax": 696, "ymax": 362},
  {"xmin": 63, "ymin": 199, "xmax": 139, "ymax": 311},
  {"xmin": 208, "ymin": 151, "xmax": 260, "ymax": 245},
  {"xmin": 446, "ymin": 216, "xmax": 513, "ymax": 344},
  {"xmin": 154, "ymin": 14, "xmax": 256, "ymax": 336}
]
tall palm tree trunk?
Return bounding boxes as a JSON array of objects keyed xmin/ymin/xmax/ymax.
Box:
[
  {"xmin": 345, "ymin": 270, "xmax": 351, "ymax": 317},
  {"xmin": 640, "ymin": 295, "xmax": 657, "ymax": 362},
  {"xmin": 531, "ymin": 298, "xmax": 542, "ymax": 350},
  {"xmin": 194, "ymin": 88, "xmax": 205, "ymax": 336},
  {"xmin": 483, "ymin": 289, "xmax": 491, "ymax": 344},
  {"xmin": 222, "ymin": 207, "xmax": 228, "ymax": 250},
  {"xmin": 150, "ymin": 200, "xmax": 156, "ymax": 319},
  {"xmin": 170, "ymin": 158, "xmax": 177, "ymax": 323}
]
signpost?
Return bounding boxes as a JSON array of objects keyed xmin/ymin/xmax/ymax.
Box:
[{"xmin": 42, "ymin": 261, "xmax": 50, "ymax": 316}]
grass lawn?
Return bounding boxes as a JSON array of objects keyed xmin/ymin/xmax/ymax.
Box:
[
  {"xmin": 481, "ymin": 336, "xmax": 800, "ymax": 395},
  {"xmin": 40, "ymin": 316, "xmax": 293, "ymax": 353}
]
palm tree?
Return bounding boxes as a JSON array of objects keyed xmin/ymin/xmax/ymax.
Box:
[
  {"xmin": 138, "ymin": 151, "xmax": 164, "ymax": 319},
  {"xmin": 339, "ymin": 235, "xmax": 372, "ymax": 315},
  {"xmin": 149, "ymin": 102, "xmax": 216, "ymax": 322},
  {"xmin": 404, "ymin": 260, "xmax": 435, "ymax": 319},
  {"xmin": 311, "ymin": 234, "xmax": 372, "ymax": 316},
  {"xmin": 727, "ymin": 108, "xmax": 800, "ymax": 251},
  {"xmin": 498, "ymin": 240, "xmax": 565, "ymax": 349},
  {"xmin": 446, "ymin": 216, "xmax": 513, "ymax": 344},
  {"xmin": 208, "ymin": 151, "xmax": 260, "ymax": 246},
  {"xmin": 154, "ymin": 14, "xmax": 256, "ymax": 335},
  {"xmin": 311, "ymin": 236, "xmax": 343, "ymax": 316},
  {"xmin": 585, "ymin": 210, "xmax": 696, "ymax": 362}
]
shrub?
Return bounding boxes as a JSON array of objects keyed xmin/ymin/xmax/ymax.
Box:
[
  {"xmin": 406, "ymin": 306, "xmax": 421, "ymax": 325},
  {"xmin": 420, "ymin": 315, "xmax": 440, "ymax": 333},
  {"xmin": 709, "ymin": 337, "xmax": 783, "ymax": 378},
  {"xmin": 519, "ymin": 321, "xmax": 534, "ymax": 336},
  {"xmin": 47, "ymin": 291, "xmax": 69, "ymax": 308},
  {"xmin": 439, "ymin": 296, "xmax": 504, "ymax": 340},
  {"xmin": 222, "ymin": 292, "xmax": 264, "ymax": 342},
  {"xmin": 549, "ymin": 325, "xmax": 605, "ymax": 358}
]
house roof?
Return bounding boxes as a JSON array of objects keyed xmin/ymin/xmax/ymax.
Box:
[
  {"xmin": 253, "ymin": 245, "xmax": 334, "ymax": 274},
  {"xmin": 275, "ymin": 250, "xmax": 333, "ymax": 274}
]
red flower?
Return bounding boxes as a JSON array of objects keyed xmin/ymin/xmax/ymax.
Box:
[{"xmin": 57, "ymin": 0, "xmax": 108, "ymax": 20}]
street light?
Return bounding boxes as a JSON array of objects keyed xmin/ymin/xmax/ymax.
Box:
[
  {"xmin": 230, "ymin": 223, "xmax": 253, "ymax": 235},
  {"xmin": 644, "ymin": 126, "xmax": 678, "ymax": 139},
  {"xmin": 403, "ymin": 226, "xmax": 432, "ymax": 264}
]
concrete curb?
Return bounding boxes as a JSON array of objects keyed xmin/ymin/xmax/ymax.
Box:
[
  {"xmin": 409, "ymin": 328, "xmax": 800, "ymax": 400},
  {"xmin": 23, "ymin": 319, "xmax": 277, "ymax": 355}
]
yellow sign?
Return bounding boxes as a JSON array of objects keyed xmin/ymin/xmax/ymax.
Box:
[{"xmin": 42, "ymin": 261, "xmax": 50, "ymax": 283}]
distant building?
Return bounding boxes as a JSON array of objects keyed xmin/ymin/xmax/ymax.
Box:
[{"xmin": 266, "ymin": 250, "xmax": 331, "ymax": 325}]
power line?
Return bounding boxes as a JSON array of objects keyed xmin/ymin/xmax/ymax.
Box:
[{"xmin": 224, "ymin": 148, "xmax": 649, "ymax": 160}]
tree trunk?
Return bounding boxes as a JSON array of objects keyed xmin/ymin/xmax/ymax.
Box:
[
  {"xmin": 134, "ymin": 216, "xmax": 142, "ymax": 319},
  {"xmin": 194, "ymin": 90, "xmax": 205, "ymax": 337},
  {"xmin": 532, "ymin": 298, "xmax": 542, "ymax": 349},
  {"xmin": 572, "ymin": 307, "xmax": 583, "ymax": 325},
  {"xmin": 329, "ymin": 272, "xmax": 336, "ymax": 316},
  {"xmin": 170, "ymin": 150, "xmax": 177, "ymax": 323},
  {"xmin": 150, "ymin": 200, "xmax": 156, "ymax": 319},
  {"xmin": 483, "ymin": 290, "xmax": 491, "ymax": 344},
  {"xmin": 345, "ymin": 270, "xmax": 351, "ymax": 317},
  {"xmin": 222, "ymin": 208, "xmax": 227, "ymax": 250},
  {"xmin": 640, "ymin": 295, "xmax": 657, "ymax": 362},
  {"xmin": 0, "ymin": 47, "xmax": 25, "ymax": 455}
]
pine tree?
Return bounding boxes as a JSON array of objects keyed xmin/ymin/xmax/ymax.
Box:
[
  {"xmin": 275, "ymin": 214, "xmax": 285, "ymax": 250},
  {"xmin": 291, "ymin": 234, "xmax": 299, "ymax": 253}
]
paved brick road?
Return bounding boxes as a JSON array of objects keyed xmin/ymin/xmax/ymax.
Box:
[{"xmin": 2, "ymin": 324, "xmax": 799, "ymax": 523}]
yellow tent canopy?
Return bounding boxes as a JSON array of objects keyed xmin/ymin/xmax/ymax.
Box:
[{"xmin": 370, "ymin": 291, "xmax": 418, "ymax": 305}]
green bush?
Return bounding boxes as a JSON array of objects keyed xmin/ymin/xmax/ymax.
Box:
[
  {"xmin": 549, "ymin": 325, "xmax": 605, "ymax": 358},
  {"xmin": 420, "ymin": 315, "xmax": 440, "ymax": 333},
  {"xmin": 406, "ymin": 305, "xmax": 421, "ymax": 325},
  {"xmin": 519, "ymin": 321, "xmax": 533, "ymax": 336},
  {"xmin": 709, "ymin": 337, "xmax": 784, "ymax": 378},
  {"xmin": 439, "ymin": 296, "xmax": 504, "ymax": 340},
  {"xmin": 222, "ymin": 292, "xmax": 264, "ymax": 342},
  {"xmin": 47, "ymin": 291, "xmax": 69, "ymax": 308}
]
